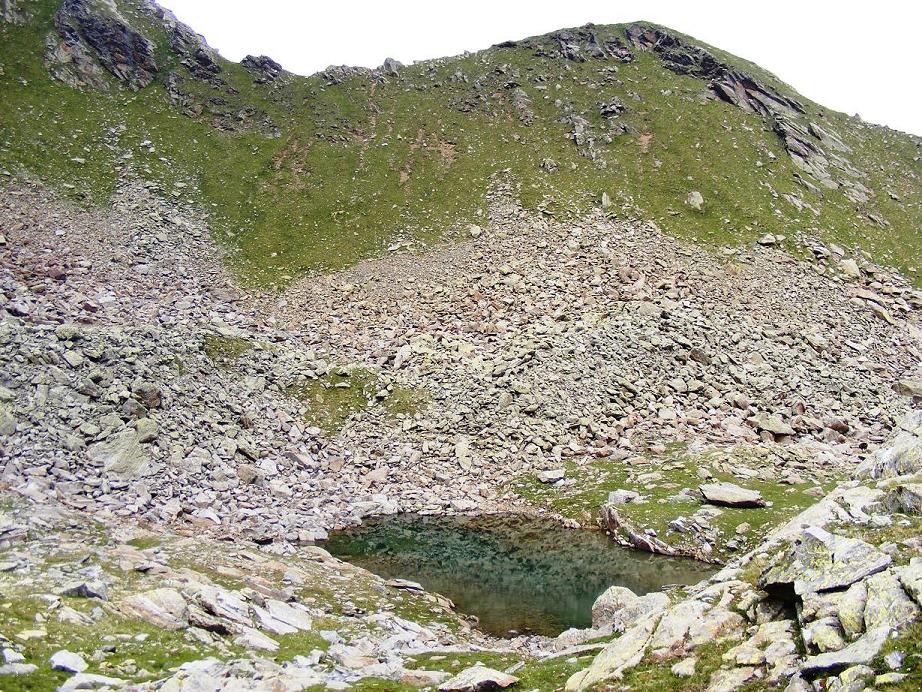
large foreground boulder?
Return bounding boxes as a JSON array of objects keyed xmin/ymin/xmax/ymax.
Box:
[
  {"xmin": 759, "ymin": 527, "xmax": 891, "ymax": 596},
  {"xmin": 855, "ymin": 410, "xmax": 922, "ymax": 479},
  {"xmin": 592, "ymin": 586, "xmax": 669, "ymax": 632}
]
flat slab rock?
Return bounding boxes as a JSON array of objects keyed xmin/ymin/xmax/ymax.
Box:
[
  {"xmin": 759, "ymin": 526, "xmax": 891, "ymax": 595},
  {"xmin": 801, "ymin": 625, "xmax": 891, "ymax": 675},
  {"xmin": 699, "ymin": 482, "xmax": 765, "ymax": 508},
  {"xmin": 439, "ymin": 666, "xmax": 519, "ymax": 691},
  {"xmin": 537, "ymin": 468, "xmax": 566, "ymax": 483}
]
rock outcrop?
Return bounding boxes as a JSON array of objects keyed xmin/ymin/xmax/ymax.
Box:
[
  {"xmin": 565, "ymin": 412, "xmax": 922, "ymax": 690},
  {"xmin": 626, "ymin": 23, "xmax": 872, "ymax": 208},
  {"xmin": 46, "ymin": 0, "xmax": 158, "ymax": 91}
]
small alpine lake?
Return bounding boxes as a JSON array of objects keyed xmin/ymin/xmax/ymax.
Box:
[{"xmin": 323, "ymin": 513, "xmax": 716, "ymax": 637}]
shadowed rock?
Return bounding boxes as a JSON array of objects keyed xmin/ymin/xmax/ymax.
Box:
[{"xmin": 47, "ymin": 0, "xmax": 157, "ymax": 91}]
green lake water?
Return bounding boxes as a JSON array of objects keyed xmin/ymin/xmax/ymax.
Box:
[{"xmin": 324, "ymin": 513, "xmax": 715, "ymax": 637}]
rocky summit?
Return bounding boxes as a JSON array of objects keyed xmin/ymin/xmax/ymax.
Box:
[{"xmin": 1, "ymin": 1, "xmax": 921, "ymax": 691}]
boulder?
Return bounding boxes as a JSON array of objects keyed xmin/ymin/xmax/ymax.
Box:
[
  {"xmin": 896, "ymin": 561, "xmax": 922, "ymax": 604},
  {"xmin": 801, "ymin": 626, "xmax": 891, "ymax": 676},
  {"xmin": 747, "ymin": 412, "xmax": 795, "ymax": 436},
  {"xmin": 670, "ymin": 657, "xmax": 696, "ymax": 677},
  {"xmin": 881, "ymin": 475, "xmax": 922, "ymax": 515},
  {"xmin": 839, "ymin": 258, "xmax": 861, "ymax": 278},
  {"xmin": 233, "ymin": 626, "xmax": 278, "ymax": 651},
  {"xmin": 648, "ymin": 601, "xmax": 744, "ymax": 659},
  {"xmin": 192, "ymin": 584, "xmax": 252, "ymax": 626},
  {"xmin": 119, "ymin": 588, "xmax": 188, "ymax": 630},
  {"xmin": 537, "ymin": 468, "xmax": 566, "ymax": 484},
  {"xmin": 863, "ymin": 570, "xmax": 920, "ymax": 631},
  {"xmin": 855, "ymin": 410, "xmax": 922, "ymax": 479},
  {"xmin": 894, "ymin": 379, "xmax": 922, "ymax": 397},
  {"xmin": 87, "ymin": 431, "xmax": 150, "ymax": 479},
  {"xmin": 686, "ymin": 191, "xmax": 704, "ymax": 211},
  {"xmin": 591, "ymin": 586, "xmax": 668, "ymax": 631},
  {"xmin": 836, "ymin": 581, "xmax": 869, "ymax": 638},
  {"xmin": 49, "ymin": 650, "xmax": 87, "ymax": 673},
  {"xmin": 707, "ymin": 666, "xmax": 758, "ymax": 691},
  {"xmin": 759, "ymin": 527, "xmax": 891, "ymax": 596},
  {"xmin": 565, "ymin": 614, "xmax": 660, "ymax": 691},
  {"xmin": 607, "ymin": 489, "xmax": 640, "ymax": 505},
  {"xmin": 60, "ymin": 580, "xmax": 108, "ymax": 601},
  {"xmin": 58, "ymin": 673, "xmax": 126, "ymax": 692},
  {"xmin": 602, "ymin": 504, "xmax": 679, "ymax": 556},
  {"xmin": 439, "ymin": 666, "xmax": 519, "ymax": 691},
  {"xmin": 699, "ymin": 482, "xmax": 765, "ymax": 508}
]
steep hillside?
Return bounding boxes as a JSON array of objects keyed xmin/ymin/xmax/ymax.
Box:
[{"xmin": 1, "ymin": 0, "xmax": 920, "ymax": 286}]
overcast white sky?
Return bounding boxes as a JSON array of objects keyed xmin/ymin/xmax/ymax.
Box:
[{"xmin": 162, "ymin": 1, "xmax": 922, "ymax": 135}]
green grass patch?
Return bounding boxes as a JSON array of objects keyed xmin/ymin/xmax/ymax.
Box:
[
  {"xmin": 872, "ymin": 621, "xmax": 922, "ymax": 691},
  {"xmin": 202, "ymin": 334, "xmax": 254, "ymax": 366},
  {"xmin": 511, "ymin": 445, "xmax": 837, "ymax": 562},
  {"xmin": 125, "ymin": 536, "xmax": 163, "ymax": 550},
  {"xmin": 615, "ymin": 640, "xmax": 737, "ymax": 691},
  {"xmin": 0, "ymin": 591, "xmax": 231, "ymax": 691},
  {"xmin": 286, "ymin": 367, "xmax": 381, "ymax": 435},
  {"xmin": 287, "ymin": 367, "xmax": 427, "ymax": 435}
]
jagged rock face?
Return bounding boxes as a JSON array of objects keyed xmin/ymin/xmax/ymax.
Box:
[
  {"xmin": 152, "ymin": 2, "xmax": 223, "ymax": 83},
  {"xmin": 553, "ymin": 27, "xmax": 634, "ymax": 63},
  {"xmin": 320, "ymin": 64, "xmax": 373, "ymax": 85},
  {"xmin": 516, "ymin": 25, "xmax": 634, "ymax": 63},
  {"xmin": 46, "ymin": 0, "xmax": 157, "ymax": 91},
  {"xmin": 625, "ymin": 24, "xmax": 872, "ymax": 207},
  {"xmin": 241, "ymin": 55, "xmax": 283, "ymax": 84},
  {"xmin": 626, "ymin": 24, "xmax": 804, "ymax": 117}
]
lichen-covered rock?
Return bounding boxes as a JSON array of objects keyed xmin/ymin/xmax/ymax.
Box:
[
  {"xmin": 87, "ymin": 430, "xmax": 151, "ymax": 479},
  {"xmin": 706, "ymin": 666, "xmax": 758, "ymax": 692},
  {"xmin": 897, "ymin": 560, "xmax": 922, "ymax": 604},
  {"xmin": 800, "ymin": 626, "xmax": 891, "ymax": 676},
  {"xmin": 856, "ymin": 410, "xmax": 922, "ymax": 479},
  {"xmin": 803, "ymin": 617, "xmax": 846, "ymax": 653},
  {"xmin": 119, "ymin": 588, "xmax": 188, "ymax": 630},
  {"xmin": 881, "ymin": 474, "xmax": 922, "ymax": 515},
  {"xmin": 759, "ymin": 527, "xmax": 891, "ymax": 596},
  {"xmin": 591, "ymin": 585, "xmax": 668, "ymax": 632},
  {"xmin": 565, "ymin": 614, "xmax": 660, "ymax": 691},
  {"xmin": 863, "ymin": 570, "xmax": 920, "ymax": 632},
  {"xmin": 648, "ymin": 600, "xmax": 744, "ymax": 660},
  {"xmin": 837, "ymin": 581, "xmax": 869, "ymax": 638}
]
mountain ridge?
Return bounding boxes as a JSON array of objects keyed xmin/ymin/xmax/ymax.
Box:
[{"xmin": 1, "ymin": 0, "xmax": 919, "ymax": 287}]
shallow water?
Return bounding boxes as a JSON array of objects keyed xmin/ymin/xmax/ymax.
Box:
[{"xmin": 324, "ymin": 513, "xmax": 715, "ymax": 637}]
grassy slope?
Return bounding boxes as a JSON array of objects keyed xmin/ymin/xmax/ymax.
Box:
[{"xmin": 1, "ymin": 2, "xmax": 920, "ymax": 288}]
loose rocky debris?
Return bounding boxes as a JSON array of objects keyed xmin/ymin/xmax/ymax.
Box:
[
  {"xmin": 0, "ymin": 494, "xmax": 549, "ymax": 689},
  {"xmin": 1, "ymin": 174, "xmax": 919, "ymax": 551},
  {"xmin": 2, "ymin": 174, "xmax": 919, "ymax": 688}
]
